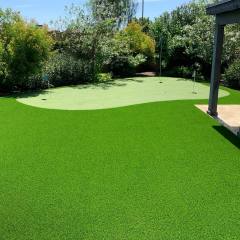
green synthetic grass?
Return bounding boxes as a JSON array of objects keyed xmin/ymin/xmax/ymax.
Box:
[
  {"xmin": 0, "ymin": 79, "xmax": 239, "ymax": 240},
  {"xmin": 17, "ymin": 77, "xmax": 229, "ymax": 110}
]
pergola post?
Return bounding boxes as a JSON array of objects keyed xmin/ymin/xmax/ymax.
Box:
[{"xmin": 207, "ymin": 21, "xmax": 225, "ymax": 116}]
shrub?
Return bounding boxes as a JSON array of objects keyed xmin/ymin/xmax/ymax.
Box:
[
  {"xmin": 107, "ymin": 22, "xmax": 154, "ymax": 77},
  {"xmin": 0, "ymin": 10, "xmax": 53, "ymax": 91},
  {"xmin": 0, "ymin": 42, "xmax": 7, "ymax": 81},
  {"xmin": 109, "ymin": 54, "xmax": 146, "ymax": 77},
  {"xmin": 176, "ymin": 66, "xmax": 193, "ymax": 78},
  {"xmin": 117, "ymin": 22, "xmax": 155, "ymax": 59},
  {"xmin": 97, "ymin": 73, "xmax": 112, "ymax": 82},
  {"xmin": 38, "ymin": 52, "xmax": 94, "ymax": 87},
  {"xmin": 165, "ymin": 66, "xmax": 193, "ymax": 78},
  {"xmin": 53, "ymin": 4, "xmax": 117, "ymax": 83},
  {"xmin": 224, "ymin": 59, "xmax": 240, "ymax": 89}
]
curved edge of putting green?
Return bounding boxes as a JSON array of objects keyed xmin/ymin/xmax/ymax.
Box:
[{"xmin": 16, "ymin": 77, "xmax": 229, "ymax": 111}]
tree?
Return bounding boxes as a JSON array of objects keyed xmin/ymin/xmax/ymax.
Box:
[
  {"xmin": 53, "ymin": 3, "xmax": 117, "ymax": 82},
  {"xmin": 107, "ymin": 22, "xmax": 155, "ymax": 76},
  {"xmin": 0, "ymin": 9, "xmax": 53, "ymax": 90},
  {"xmin": 89, "ymin": 0, "xmax": 137, "ymax": 27},
  {"xmin": 132, "ymin": 17, "xmax": 152, "ymax": 34},
  {"xmin": 121, "ymin": 22, "xmax": 155, "ymax": 58},
  {"xmin": 150, "ymin": 0, "xmax": 240, "ymax": 79}
]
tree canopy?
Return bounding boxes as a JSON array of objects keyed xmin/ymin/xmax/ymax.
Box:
[{"xmin": 89, "ymin": 0, "xmax": 137, "ymax": 27}]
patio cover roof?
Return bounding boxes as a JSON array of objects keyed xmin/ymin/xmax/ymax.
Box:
[
  {"xmin": 206, "ymin": 0, "xmax": 240, "ymax": 117},
  {"xmin": 207, "ymin": 0, "xmax": 240, "ymax": 15}
]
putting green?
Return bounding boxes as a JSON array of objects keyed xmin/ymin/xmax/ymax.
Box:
[{"xmin": 17, "ymin": 77, "xmax": 229, "ymax": 110}]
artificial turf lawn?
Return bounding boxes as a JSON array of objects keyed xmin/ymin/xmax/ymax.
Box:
[
  {"xmin": 0, "ymin": 81, "xmax": 239, "ymax": 239},
  {"xmin": 17, "ymin": 77, "xmax": 229, "ymax": 110}
]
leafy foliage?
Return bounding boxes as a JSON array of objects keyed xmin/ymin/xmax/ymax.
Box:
[
  {"xmin": 45, "ymin": 52, "xmax": 93, "ymax": 86},
  {"xmin": 89, "ymin": 0, "xmax": 137, "ymax": 27},
  {"xmin": 97, "ymin": 73, "xmax": 112, "ymax": 82},
  {"xmin": 1, "ymin": 0, "xmax": 240, "ymax": 92},
  {"xmin": 150, "ymin": 0, "xmax": 240, "ymax": 79},
  {"xmin": 107, "ymin": 22, "xmax": 155, "ymax": 76},
  {"xmin": 51, "ymin": 4, "xmax": 117, "ymax": 83},
  {"xmin": 0, "ymin": 9, "xmax": 52, "ymax": 91},
  {"xmin": 132, "ymin": 17, "xmax": 152, "ymax": 34},
  {"xmin": 224, "ymin": 59, "xmax": 240, "ymax": 89},
  {"xmin": 122, "ymin": 22, "xmax": 155, "ymax": 58}
]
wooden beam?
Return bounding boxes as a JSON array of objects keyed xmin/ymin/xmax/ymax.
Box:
[
  {"xmin": 216, "ymin": 9, "xmax": 240, "ymax": 25},
  {"xmin": 207, "ymin": 0, "xmax": 240, "ymax": 15},
  {"xmin": 208, "ymin": 23, "xmax": 225, "ymax": 116}
]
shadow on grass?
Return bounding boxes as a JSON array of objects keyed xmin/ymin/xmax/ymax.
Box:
[
  {"xmin": 1, "ymin": 89, "xmax": 53, "ymax": 101},
  {"xmin": 72, "ymin": 81, "xmax": 127, "ymax": 90},
  {"xmin": 176, "ymin": 78, "xmax": 190, "ymax": 81},
  {"xmin": 3, "ymin": 77, "xmax": 146, "ymax": 98},
  {"xmin": 213, "ymin": 126, "xmax": 240, "ymax": 149},
  {"xmin": 16, "ymin": 90, "xmax": 52, "ymax": 99},
  {"xmin": 69, "ymin": 78, "xmax": 144, "ymax": 90}
]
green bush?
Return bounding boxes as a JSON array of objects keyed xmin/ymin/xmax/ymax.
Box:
[
  {"xmin": 165, "ymin": 66, "xmax": 193, "ymax": 78},
  {"xmin": 176, "ymin": 66, "xmax": 193, "ymax": 78},
  {"xmin": 0, "ymin": 9, "xmax": 53, "ymax": 91},
  {"xmin": 97, "ymin": 73, "xmax": 112, "ymax": 82},
  {"xmin": 39, "ymin": 54, "xmax": 114, "ymax": 88},
  {"xmin": 122, "ymin": 22, "xmax": 156, "ymax": 59},
  {"xmin": 107, "ymin": 22, "xmax": 153, "ymax": 77},
  {"xmin": 150, "ymin": 1, "xmax": 240, "ymax": 80},
  {"xmin": 109, "ymin": 54, "xmax": 146, "ymax": 77},
  {"xmin": 53, "ymin": 4, "xmax": 118, "ymax": 84},
  {"xmin": 224, "ymin": 59, "xmax": 240, "ymax": 89},
  {"xmin": 39, "ymin": 52, "xmax": 94, "ymax": 87}
]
